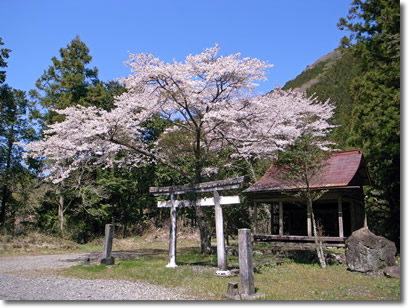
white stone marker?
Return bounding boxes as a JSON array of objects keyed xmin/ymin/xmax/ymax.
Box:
[
  {"xmin": 166, "ymin": 192, "xmax": 178, "ymax": 268},
  {"xmin": 214, "ymin": 190, "xmax": 229, "ymax": 275}
]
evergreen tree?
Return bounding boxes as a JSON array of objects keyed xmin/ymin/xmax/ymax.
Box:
[
  {"xmin": 338, "ymin": 0, "xmax": 400, "ymax": 246},
  {"xmin": 0, "ymin": 38, "xmax": 36, "ymax": 230},
  {"xmin": 30, "ymin": 35, "xmax": 121, "ymax": 125},
  {"xmin": 29, "ymin": 36, "xmax": 125, "ymax": 236},
  {"xmin": 0, "ymin": 37, "xmax": 11, "ymax": 84}
]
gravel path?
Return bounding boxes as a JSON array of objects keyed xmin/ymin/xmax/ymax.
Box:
[
  {"xmin": 0, "ymin": 253, "xmax": 91, "ymax": 273},
  {"xmin": 0, "ymin": 253, "xmax": 202, "ymax": 300}
]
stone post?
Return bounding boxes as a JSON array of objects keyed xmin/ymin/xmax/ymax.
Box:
[
  {"xmin": 338, "ymin": 195, "xmax": 344, "ymax": 237},
  {"xmin": 238, "ymin": 228, "xmax": 255, "ymax": 296},
  {"xmin": 166, "ymin": 192, "xmax": 177, "ymax": 268},
  {"xmin": 307, "ymin": 204, "xmax": 312, "ymax": 237},
  {"xmin": 279, "ymin": 201, "xmax": 283, "ymax": 236},
  {"xmin": 100, "ymin": 224, "xmax": 115, "ymax": 265},
  {"xmin": 226, "ymin": 282, "xmax": 240, "ymax": 299},
  {"xmin": 214, "ymin": 190, "xmax": 228, "ymax": 272}
]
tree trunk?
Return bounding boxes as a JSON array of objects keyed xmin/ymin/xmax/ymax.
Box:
[
  {"xmin": 195, "ymin": 189, "xmax": 212, "ymax": 254},
  {"xmin": 246, "ymin": 159, "xmax": 258, "ymax": 183},
  {"xmin": 190, "ymin": 207, "xmax": 195, "ymax": 228},
  {"xmin": 0, "ymin": 185, "xmax": 9, "ymax": 228},
  {"xmin": 0, "ymin": 137, "xmax": 13, "ymax": 229},
  {"xmin": 58, "ymin": 193, "xmax": 65, "ymax": 234},
  {"xmin": 196, "ymin": 206, "xmax": 212, "ymax": 254},
  {"xmin": 308, "ymin": 201, "xmax": 326, "ymax": 269},
  {"xmin": 193, "ymin": 134, "xmax": 212, "ymax": 255}
]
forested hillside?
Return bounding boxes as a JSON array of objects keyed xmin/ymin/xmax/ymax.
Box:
[{"xmin": 283, "ymin": 48, "xmax": 362, "ymax": 150}]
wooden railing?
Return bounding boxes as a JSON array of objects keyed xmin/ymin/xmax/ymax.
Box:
[{"xmin": 254, "ymin": 234, "xmax": 346, "ymax": 242}]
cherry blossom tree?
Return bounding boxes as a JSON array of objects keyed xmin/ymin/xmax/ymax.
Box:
[{"xmin": 22, "ymin": 45, "xmax": 335, "ymax": 253}]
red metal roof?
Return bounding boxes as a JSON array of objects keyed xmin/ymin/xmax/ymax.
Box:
[{"xmin": 244, "ymin": 150, "xmax": 370, "ymax": 193}]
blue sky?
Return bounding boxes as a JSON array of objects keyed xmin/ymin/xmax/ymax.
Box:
[{"xmin": 2, "ymin": 0, "xmax": 353, "ymax": 95}]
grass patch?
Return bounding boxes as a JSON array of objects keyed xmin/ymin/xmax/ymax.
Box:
[
  {"xmin": 256, "ymin": 262, "xmax": 400, "ymax": 300},
  {"xmin": 79, "ymin": 264, "xmax": 107, "ymax": 273},
  {"xmin": 60, "ymin": 243, "xmax": 400, "ymax": 301},
  {"xmin": 0, "ymin": 231, "xmax": 171, "ymax": 256},
  {"xmin": 0, "ymin": 232, "xmax": 81, "ymax": 256}
]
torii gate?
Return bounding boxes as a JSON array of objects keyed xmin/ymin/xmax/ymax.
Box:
[{"xmin": 149, "ymin": 176, "xmax": 248, "ymax": 275}]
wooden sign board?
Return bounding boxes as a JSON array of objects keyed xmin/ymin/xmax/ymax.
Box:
[{"xmin": 157, "ymin": 196, "xmax": 241, "ymax": 208}]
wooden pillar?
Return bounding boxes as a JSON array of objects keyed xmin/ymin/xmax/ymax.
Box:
[
  {"xmin": 269, "ymin": 204, "xmax": 273, "ymax": 234},
  {"xmin": 279, "ymin": 201, "xmax": 283, "ymax": 236},
  {"xmin": 166, "ymin": 192, "xmax": 177, "ymax": 268},
  {"xmin": 253, "ymin": 202, "xmax": 258, "ymax": 234},
  {"xmin": 350, "ymin": 200, "xmax": 356, "ymax": 232},
  {"xmin": 338, "ymin": 195, "xmax": 344, "ymax": 238},
  {"xmin": 214, "ymin": 190, "xmax": 228, "ymax": 272},
  {"xmin": 238, "ymin": 229, "xmax": 255, "ymax": 296},
  {"xmin": 307, "ymin": 204, "xmax": 312, "ymax": 237}
]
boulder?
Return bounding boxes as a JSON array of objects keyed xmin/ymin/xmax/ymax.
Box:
[
  {"xmin": 227, "ymin": 248, "xmax": 238, "ymax": 256},
  {"xmin": 345, "ymin": 228, "xmax": 397, "ymax": 272},
  {"xmin": 100, "ymin": 256, "xmax": 115, "ymax": 265},
  {"xmin": 325, "ymin": 253, "xmax": 345, "ymax": 265},
  {"xmin": 82, "ymin": 257, "xmax": 91, "ymax": 266},
  {"xmin": 225, "ymin": 282, "xmax": 240, "ymax": 300},
  {"xmin": 383, "ymin": 266, "xmax": 400, "ymax": 279}
]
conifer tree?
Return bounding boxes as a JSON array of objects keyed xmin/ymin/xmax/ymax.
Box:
[
  {"xmin": 30, "ymin": 35, "xmax": 120, "ymax": 125},
  {"xmin": 29, "ymin": 36, "xmax": 124, "ymax": 234},
  {"xmin": 0, "ymin": 38, "xmax": 36, "ymax": 229},
  {"xmin": 0, "ymin": 37, "xmax": 11, "ymax": 84},
  {"xmin": 338, "ymin": 0, "xmax": 400, "ymax": 246}
]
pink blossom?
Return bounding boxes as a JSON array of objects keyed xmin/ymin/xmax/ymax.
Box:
[{"xmin": 22, "ymin": 45, "xmax": 334, "ymax": 182}]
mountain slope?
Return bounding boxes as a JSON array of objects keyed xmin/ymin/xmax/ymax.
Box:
[
  {"xmin": 282, "ymin": 48, "xmax": 363, "ymax": 149},
  {"xmin": 283, "ymin": 49, "xmax": 343, "ymax": 93}
]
